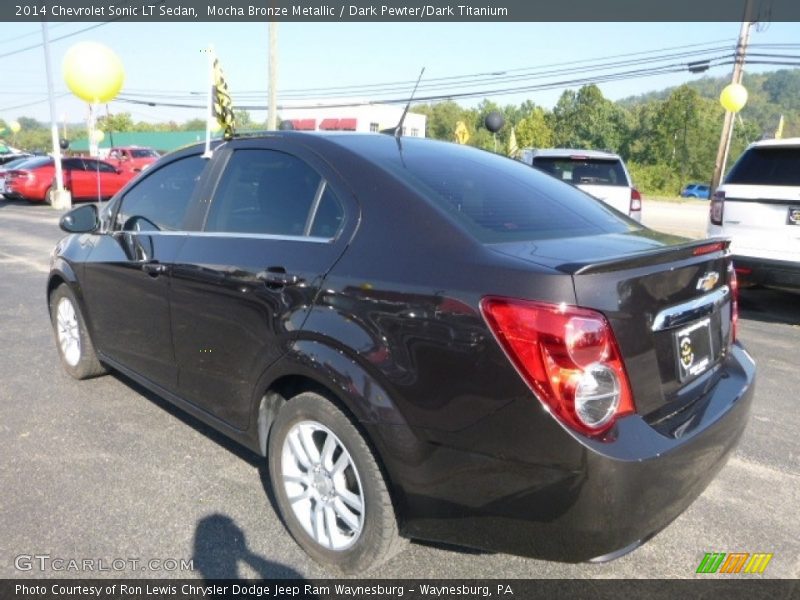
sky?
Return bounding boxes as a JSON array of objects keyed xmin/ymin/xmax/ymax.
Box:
[{"xmin": 0, "ymin": 20, "xmax": 798, "ymax": 127}]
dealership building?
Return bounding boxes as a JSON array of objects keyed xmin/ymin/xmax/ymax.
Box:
[{"xmin": 278, "ymin": 102, "xmax": 427, "ymax": 137}]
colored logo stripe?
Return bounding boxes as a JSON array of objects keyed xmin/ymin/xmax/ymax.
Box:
[{"xmin": 697, "ymin": 552, "xmax": 773, "ymax": 574}]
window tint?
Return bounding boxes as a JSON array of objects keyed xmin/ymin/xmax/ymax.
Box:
[
  {"xmin": 84, "ymin": 159, "xmax": 117, "ymax": 173},
  {"xmin": 309, "ymin": 186, "xmax": 345, "ymax": 238},
  {"xmin": 206, "ymin": 149, "xmax": 343, "ymax": 238},
  {"xmin": 20, "ymin": 157, "xmax": 52, "ymax": 169},
  {"xmin": 131, "ymin": 149, "xmax": 159, "ymax": 158},
  {"xmin": 63, "ymin": 158, "xmax": 86, "ymax": 171},
  {"xmin": 116, "ymin": 155, "xmax": 206, "ymax": 231},
  {"xmin": 726, "ymin": 146, "xmax": 800, "ymax": 186},
  {"xmin": 355, "ymin": 139, "xmax": 635, "ymax": 243},
  {"xmin": 532, "ymin": 157, "xmax": 628, "ymax": 187}
]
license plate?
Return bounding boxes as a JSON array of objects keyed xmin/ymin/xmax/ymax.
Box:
[
  {"xmin": 788, "ymin": 207, "xmax": 800, "ymax": 225},
  {"xmin": 674, "ymin": 317, "xmax": 714, "ymax": 382}
]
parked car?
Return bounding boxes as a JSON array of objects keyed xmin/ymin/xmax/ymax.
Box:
[
  {"xmin": 519, "ymin": 148, "xmax": 642, "ymax": 221},
  {"xmin": 49, "ymin": 133, "xmax": 753, "ymax": 574},
  {"xmin": 106, "ymin": 146, "xmax": 160, "ymax": 174},
  {"xmin": 5, "ymin": 156, "xmax": 134, "ymax": 203},
  {"xmin": 0, "ymin": 156, "xmax": 35, "ymax": 197},
  {"xmin": 680, "ymin": 183, "xmax": 711, "ymax": 199},
  {"xmin": 708, "ymin": 137, "xmax": 800, "ymax": 291},
  {"xmin": 0, "ymin": 152, "xmax": 31, "ymax": 166}
]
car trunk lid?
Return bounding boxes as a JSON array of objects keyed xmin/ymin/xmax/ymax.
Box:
[{"xmin": 490, "ymin": 232, "xmax": 735, "ymax": 420}]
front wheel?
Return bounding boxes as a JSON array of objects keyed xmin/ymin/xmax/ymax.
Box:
[
  {"xmin": 50, "ymin": 284, "xmax": 107, "ymax": 379},
  {"xmin": 268, "ymin": 392, "xmax": 405, "ymax": 574}
]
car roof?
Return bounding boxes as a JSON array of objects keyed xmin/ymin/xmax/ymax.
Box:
[
  {"xmin": 748, "ymin": 137, "xmax": 800, "ymax": 148},
  {"xmin": 523, "ymin": 148, "xmax": 622, "ymax": 160}
]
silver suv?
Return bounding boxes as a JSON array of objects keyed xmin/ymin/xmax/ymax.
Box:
[
  {"xmin": 519, "ymin": 148, "xmax": 641, "ymax": 221},
  {"xmin": 708, "ymin": 138, "xmax": 800, "ymax": 291}
]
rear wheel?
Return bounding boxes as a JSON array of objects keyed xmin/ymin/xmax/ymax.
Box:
[
  {"xmin": 50, "ymin": 284, "xmax": 107, "ymax": 379},
  {"xmin": 268, "ymin": 391, "xmax": 404, "ymax": 574}
]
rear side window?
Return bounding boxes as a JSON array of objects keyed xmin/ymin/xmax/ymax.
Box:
[
  {"xmin": 116, "ymin": 155, "xmax": 207, "ymax": 231},
  {"xmin": 726, "ymin": 146, "xmax": 800, "ymax": 186},
  {"xmin": 365, "ymin": 141, "xmax": 635, "ymax": 243},
  {"xmin": 532, "ymin": 157, "xmax": 628, "ymax": 187},
  {"xmin": 205, "ymin": 149, "xmax": 344, "ymax": 238}
]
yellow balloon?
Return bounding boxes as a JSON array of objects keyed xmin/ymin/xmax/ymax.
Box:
[
  {"xmin": 63, "ymin": 42, "xmax": 124, "ymax": 103},
  {"xmin": 92, "ymin": 129, "xmax": 105, "ymax": 143},
  {"xmin": 9, "ymin": 120, "xmax": 21, "ymax": 133},
  {"xmin": 720, "ymin": 83, "xmax": 748, "ymax": 113}
]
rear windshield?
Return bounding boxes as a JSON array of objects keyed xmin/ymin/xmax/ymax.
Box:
[
  {"xmin": 532, "ymin": 156, "xmax": 629, "ymax": 187},
  {"xmin": 357, "ymin": 139, "xmax": 637, "ymax": 244},
  {"xmin": 15, "ymin": 157, "xmax": 51, "ymax": 169},
  {"xmin": 726, "ymin": 146, "xmax": 800, "ymax": 186},
  {"xmin": 130, "ymin": 149, "xmax": 159, "ymax": 158}
]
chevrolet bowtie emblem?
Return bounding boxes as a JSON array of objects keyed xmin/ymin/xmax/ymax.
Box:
[{"xmin": 697, "ymin": 271, "xmax": 720, "ymax": 292}]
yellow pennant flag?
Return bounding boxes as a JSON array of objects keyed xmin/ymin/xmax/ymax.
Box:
[
  {"xmin": 211, "ymin": 53, "xmax": 235, "ymax": 139},
  {"xmin": 454, "ymin": 121, "xmax": 469, "ymax": 144},
  {"xmin": 775, "ymin": 115, "xmax": 785, "ymax": 140},
  {"xmin": 508, "ymin": 127, "xmax": 519, "ymax": 158}
]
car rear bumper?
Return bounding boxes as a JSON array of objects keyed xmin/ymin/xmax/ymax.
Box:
[
  {"xmin": 733, "ymin": 255, "xmax": 800, "ymax": 290},
  {"xmin": 383, "ymin": 344, "xmax": 755, "ymax": 562}
]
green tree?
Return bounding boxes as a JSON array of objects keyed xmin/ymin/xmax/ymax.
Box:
[
  {"xmin": 96, "ymin": 112, "xmax": 134, "ymax": 132},
  {"xmin": 515, "ymin": 106, "xmax": 553, "ymax": 148},
  {"xmin": 550, "ymin": 85, "xmax": 626, "ymax": 151}
]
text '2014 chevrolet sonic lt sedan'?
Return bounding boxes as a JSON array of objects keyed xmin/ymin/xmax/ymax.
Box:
[{"xmin": 48, "ymin": 133, "xmax": 755, "ymax": 574}]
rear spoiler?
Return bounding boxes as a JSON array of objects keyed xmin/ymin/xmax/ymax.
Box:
[{"xmin": 560, "ymin": 238, "xmax": 731, "ymax": 275}]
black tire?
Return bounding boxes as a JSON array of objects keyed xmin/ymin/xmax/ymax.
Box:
[
  {"xmin": 49, "ymin": 284, "xmax": 107, "ymax": 380},
  {"xmin": 268, "ymin": 391, "xmax": 405, "ymax": 574}
]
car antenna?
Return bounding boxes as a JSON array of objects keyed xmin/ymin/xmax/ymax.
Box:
[{"xmin": 381, "ymin": 67, "xmax": 425, "ymax": 139}]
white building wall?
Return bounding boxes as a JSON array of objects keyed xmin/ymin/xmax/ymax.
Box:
[{"xmin": 279, "ymin": 102, "xmax": 426, "ymax": 137}]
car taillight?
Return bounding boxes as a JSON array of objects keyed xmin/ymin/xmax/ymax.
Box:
[
  {"xmin": 9, "ymin": 169, "xmax": 33, "ymax": 182},
  {"xmin": 480, "ymin": 298, "xmax": 635, "ymax": 438},
  {"xmin": 630, "ymin": 188, "xmax": 642, "ymax": 214},
  {"xmin": 710, "ymin": 190, "xmax": 725, "ymax": 225},
  {"xmin": 728, "ymin": 262, "xmax": 739, "ymax": 342}
]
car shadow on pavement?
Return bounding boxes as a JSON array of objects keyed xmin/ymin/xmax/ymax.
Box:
[
  {"xmin": 738, "ymin": 287, "xmax": 800, "ymax": 326},
  {"xmin": 192, "ymin": 513, "xmax": 307, "ymax": 580}
]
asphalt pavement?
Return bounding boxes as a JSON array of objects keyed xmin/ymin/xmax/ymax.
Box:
[{"xmin": 0, "ymin": 199, "xmax": 798, "ymax": 580}]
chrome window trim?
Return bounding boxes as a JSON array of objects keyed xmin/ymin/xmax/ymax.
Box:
[
  {"xmin": 651, "ymin": 285, "xmax": 730, "ymax": 332},
  {"xmin": 115, "ymin": 230, "xmax": 332, "ymax": 244},
  {"xmin": 303, "ymin": 179, "xmax": 327, "ymax": 237}
]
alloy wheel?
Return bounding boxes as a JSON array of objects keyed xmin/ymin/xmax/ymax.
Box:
[{"xmin": 280, "ymin": 420, "xmax": 365, "ymax": 551}]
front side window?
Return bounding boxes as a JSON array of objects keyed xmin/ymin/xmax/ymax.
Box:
[
  {"xmin": 62, "ymin": 158, "xmax": 86, "ymax": 171},
  {"xmin": 205, "ymin": 149, "xmax": 344, "ymax": 238},
  {"xmin": 116, "ymin": 155, "xmax": 206, "ymax": 231},
  {"xmin": 84, "ymin": 159, "xmax": 117, "ymax": 173}
]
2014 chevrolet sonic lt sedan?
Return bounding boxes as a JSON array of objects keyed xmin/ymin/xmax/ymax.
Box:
[{"xmin": 48, "ymin": 133, "xmax": 755, "ymax": 574}]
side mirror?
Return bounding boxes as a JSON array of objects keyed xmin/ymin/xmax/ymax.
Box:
[{"xmin": 59, "ymin": 204, "xmax": 99, "ymax": 233}]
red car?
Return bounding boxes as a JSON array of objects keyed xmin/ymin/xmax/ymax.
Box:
[
  {"xmin": 5, "ymin": 157, "xmax": 134, "ymax": 203},
  {"xmin": 106, "ymin": 146, "xmax": 160, "ymax": 174}
]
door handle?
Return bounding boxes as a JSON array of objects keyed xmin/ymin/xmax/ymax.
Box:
[
  {"xmin": 141, "ymin": 261, "xmax": 167, "ymax": 277},
  {"xmin": 257, "ymin": 267, "xmax": 301, "ymax": 287}
]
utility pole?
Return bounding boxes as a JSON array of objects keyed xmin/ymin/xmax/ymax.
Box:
[
  {"xmin": 710, "ymin": 0, "xmax": 755, "ymax": 192},
  {"xmin": 268, "ymin": 22, "xmax": 278, "ymax": 130},
  {"xmin": 41, "ymin": 22, "xmax": 70, "ymax": 209}
]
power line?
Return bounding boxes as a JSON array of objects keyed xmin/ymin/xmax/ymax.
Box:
[
  {"xmin": 0, "ymin": 93, "xmax": 71, "ymax": 112},
  {"xmin": 115, "ymin": 57, "xmax": 737, "ymax": 112}
]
